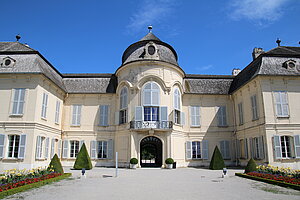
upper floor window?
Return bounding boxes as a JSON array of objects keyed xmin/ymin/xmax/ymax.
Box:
[
  {"xmin": 99, "ymin": 105, "xmax": 109, "ymax": 126},
  {"xmin": 273, "ymin": 91, "xmax": 289, "ymax": 117},
  {"xmin": 55, "ymin": 100, "xmax": 60, "ymax": 124},
  {"xmin": 251, "ymin": 95, "xmax": 259, "ymax": 120},
  {"xmin": 174, "ymin": 88, "xmax": 180, "ymax": 110},
  {"xmin": 120, "ymin": 87, "xmax": 128, "ymax": 124},
  {"xmin": 72, "ymin": 105, "xmax": 82, "ymax": 126},
  {"xmin": 143, "ymin": 82, "xmax": 160, "ymax": 106},
  {"xmin": 41, "ymin": 93, "xmax": 48, "ymax": 119},
  {"xmin": 190, "ymin": 106, "xmax": 200, "ymax": 127},
  {"xmin": 217, "ymin": 106, "xmax": 227, "ymax": 127},
  {"xmin": 11, "ymin": 88, "xmax": 26, "ymax": 115},
  {"xmin": 238, "ymin": 103, "xmax": 244, "ymax": 125}
]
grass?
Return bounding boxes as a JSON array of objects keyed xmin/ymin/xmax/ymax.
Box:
[{"xmin": 0, "ymin": 173, "xmax": 72, "ymax": 199}]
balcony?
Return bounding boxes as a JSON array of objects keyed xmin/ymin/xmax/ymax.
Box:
[{"xmin": 130, "ymin": 121, "xmax": 173, "ymax": 130}]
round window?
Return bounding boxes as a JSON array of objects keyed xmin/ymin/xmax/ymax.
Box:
[
  {"xmin": 4, "ymin": 59, "xmax": 11, "ymax": 66},
  {"xmin": 288, "ymin": 62, "xmax": 295, "ymax": 68},
  {"xmin": 148, "ymin": 45, "xmax": 155, "ymax": 55}
]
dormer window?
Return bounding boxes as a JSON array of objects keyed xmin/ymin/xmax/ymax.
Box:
[
  {"xmin": 283, "ymin": 60, "xmax": 296, "ymax": 70},
  {"xmin": 1, "ymin": 57, "xmax": 16, "ymax": 68},
  {"xmin": 144, "ymin": 42, "xmax": 159, "ymax": 60},
  {"xmin": 148, "ymin": 45, "xmax": 155, "ymax": 55}
]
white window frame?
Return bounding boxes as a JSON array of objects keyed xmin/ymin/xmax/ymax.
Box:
[
  {"xmin": 70, "ymin": 140, "xmax": 79, "ymax": 158},
  {"xmin": 251, "ymin": 95, "xmax": 259, "ymax": 120},
  {"xmin": 192, "ymin": 141, "xmax": 201, "ymax": 159},
  {"xmin": 97, "ymin": 141, "xmax": 108, "ymax": 159},
  {"xmin": 190, "ymin": 106, "xmax": 200, "ymax": 127},
  {"xmin": 142, "ymin": 82, "xmax": 160, "ymax": 106},
  {"xmin": 7, "ymin": 135, "xmax": 20, "ymax": 158},
  {"xmin": 238, "ymin": 102, "xmax": 244, "ymax": 125},
  {"xmin": 217, "ymin": 106, "xmax": 227, "ymax": 127},
  {"xmin": 274, "ymin": 91, "xmax": 289, "ymax": 117},
  {"xmin": 55, "ymin": 100, "xmax": 60, "ymax": 124},
  {"xmin": 71, "ymin": 105, "xmax": 82, "ymax": 126},
  {"xmin": 173, "ymin": 88, "xmax": 181, "ymax": 110},
  {"xmin": 41, "ymin": 93, "xmax": 48, "ymax": 119},
  {"xmin": 36, "ymin": 136, "xmax": 45, "ymax": 159},
  {"xmin": 11, "ymin": 88, "xmax": 26, "ymax": 116},
  {"xmin": 120, "ymin": 87, "xmax": 128, "ymax": 124}
]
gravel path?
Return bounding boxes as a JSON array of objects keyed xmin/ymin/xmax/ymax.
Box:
[{"xmin": 4, "ymin": 168, "xmax": 300, "ymax": 200}]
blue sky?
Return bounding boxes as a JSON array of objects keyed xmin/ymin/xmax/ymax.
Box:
[{"xmin": 1, "ymin": 0, "xmax": 299, "ymax": 75}]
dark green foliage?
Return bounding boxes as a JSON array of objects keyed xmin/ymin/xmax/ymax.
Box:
[
  {"xmin": 244, "ymin": 158, "xmax": 257, "ymax": 173},
  {"xmin": 73, "ymin": 143, "xmax": 93, "ymax": 170},
  {"xmin": 130, "ymin": 158, "xmax": 138, "ymax": 164},
  {"xmin": 209, "ymin": 146, "xmax": 225, "ymax": 170},
  {"xmin": 165, "ymin": 158, "xmax": 174, "ymax": 164},
  {"xmin": 48, "ymin": 154, "xmax": 64, "ymax": 174}
]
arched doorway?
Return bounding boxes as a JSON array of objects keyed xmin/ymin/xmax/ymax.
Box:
[{"xmin": 140, "ymin": 136, "xmax": 162, "ymax": 167}]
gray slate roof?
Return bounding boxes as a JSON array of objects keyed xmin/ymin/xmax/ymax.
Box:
[
  {"xmin": 140, "ymin": 32, "xmax": 161, "ymax": 41},
  {"xmin": 0, "ymin": 42, "xmax": 36, "ymax": 52}
]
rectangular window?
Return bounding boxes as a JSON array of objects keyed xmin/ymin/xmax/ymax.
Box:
[
  {"xmin": 220, "ymin": 140, "xmax": 230, "ymax": 159},
  {"xmin": 238, "ymin": 103, "xmax": 244, "ymax": 125},
  {"xmin": 192, "ymin": 141, "xmax": 201, "ymax": 159},
  {"xmin": 190, "ymin": 106, "xmax": 200, "ymax": 126},
  {"xmin": 41, "ymin": 93, "xmax": 48, "ymax": 119},
  {"xmin": 274, "ymin": 91, "xmax": 289, "ymax": 117},
  {"xmin": 70, "ymin": 140, "xmax": 79, "ymax": 158},
  {"xmin": 99, "ymin": 105, "xmax": 109, "ymax": 126},
  {"xmin": 174, "ymin": 110, "xmax": 180, "ymax": 124},
  {"xmin": 281, "ymin": 136, "xmax": 292, "ymax": 158},
  {"xmin": 72, "ymin": 105, "xmax": 82, "ymax": 126},
  {"xmin": 120, "ymin": 109, "xmax": 127, "ymax": 124},
  {"xmin": 251, "ymin": 95, "xmax": 258, "ymax": 120},
  {"xmin": 12, "ymin": 89, "xmax": 25, "ymax": 115},
  {"xmin": 36, "ymin": 136, "xmax": 45, "ymax": 159},
  {"xmin": 55, "ymin": 101, "xmax": 60, "ymax": 124},
  {"xmin": 217, "ymin": 106, "xmax": 227, "ymax": 126},
  {"xmin": 8, "ymin": 135, "xmax": 20, "ymax": 158},
  {"xmin": 97, "ymin": 141, "xmax": 108, "ymax": 159},
  {"xmin": 144, "ymin": 107, "xmax": 159, "ymax": 121}
]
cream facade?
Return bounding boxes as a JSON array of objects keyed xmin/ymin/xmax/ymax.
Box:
[{"xmin": 0, "ymin": 33, "xmax": 300, "ymax": 171}]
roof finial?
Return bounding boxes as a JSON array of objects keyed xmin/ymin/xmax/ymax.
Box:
[
  {"xmin": 148, "ymin": 25, "xmax": 153, "ymax": 33},
  {"xmin": 276, "ymin": 38, "xmax": 281, "ymax": 46},
  {"xmin": 16, "ymin": 34, "xmax": 21, "ymax": 42}
]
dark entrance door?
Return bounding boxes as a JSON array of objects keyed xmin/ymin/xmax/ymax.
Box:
[{"xmin": 140, "ymin": 136, "xmax": 162, "ymax": 167}]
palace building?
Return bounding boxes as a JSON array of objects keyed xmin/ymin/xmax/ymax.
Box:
[{"xmin": 0, "ymin": 31, "xmax": 300, "ymax": 171}]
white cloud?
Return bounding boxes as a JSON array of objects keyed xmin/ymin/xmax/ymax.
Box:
[
  {"xmin": 195, "ymin": 65, "xmax": 213, "ymax": 71},
  {"xmin": 127, "ymin": 0, "xmax": 176, "ymax": 33},
  {"xmin": 229, "ymin": 0, "xmax": 290, "ymax": 22}
]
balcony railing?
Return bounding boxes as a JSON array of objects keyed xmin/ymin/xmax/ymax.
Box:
[{"xmin": 130, "ymin": 121, "xmax": 173, "ymax": 130}]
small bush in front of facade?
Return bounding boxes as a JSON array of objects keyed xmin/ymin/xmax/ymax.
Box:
[
  {"xmin": 130, "ymin": 158, "xmax": 138, "ymax": 164},
  {"xmin": 244, "ymin": 158, "xmax": 257, "ymax": 173},
  {"xmin": 165, "ymin": 158, "xmax": 174, "ymax": 164},
  {"xmin": 209, "ymin": 146, "xmax": 225, "ymax": 170},
  {"xmin": 48, "ymin": 154, "xmax": 64, "ymax": 174},
  {"xmin": 73, "ymin": 143, "xmax": 93, "ymax": 170}
]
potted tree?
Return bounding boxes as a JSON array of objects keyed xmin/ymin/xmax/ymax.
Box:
[
  {"xmin": 165, "ymin": 158, "xmax": 174, "ymax": 169},
  {"xmin": 130, "ymin": 158, "xmax": 138, "ymax": 169}
]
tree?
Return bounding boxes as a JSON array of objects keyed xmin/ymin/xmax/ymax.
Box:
[
  {"xmin": 244, "ymin": 158, "xmax": 257, "ymax": 173},
  {"xmin": 209, "ymin": 146, "xmax": 226, "ymax": 170},
  {"xmin": 73, "ymin": 143, "xmax": 93, "ymax": 170},
  {"xmin": 48, "ymin": 154, "xmax": 64, "ymax": 174}
]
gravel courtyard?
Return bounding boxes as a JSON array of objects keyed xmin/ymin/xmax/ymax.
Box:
[{"xmin": 4, "ymin": 168, "xmax": 300, "ymax": 200}]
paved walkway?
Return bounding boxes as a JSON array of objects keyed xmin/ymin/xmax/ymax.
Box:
[{"xmin": 4, "ymin": 168, "xmax": 300, "ymax": 200}]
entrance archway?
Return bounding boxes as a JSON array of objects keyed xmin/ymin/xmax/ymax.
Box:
[{"xmin": 140, "ymin": 136, "xmax": 162, "ymax": 167}]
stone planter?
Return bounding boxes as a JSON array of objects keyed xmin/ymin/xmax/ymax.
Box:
[
  {"xmin": 165, "ymin": 164, "xmax": 173, "ymax": 169},
  {"xmin": 130, "ymin": 164, "xmax": 137, "ymax": 169}
]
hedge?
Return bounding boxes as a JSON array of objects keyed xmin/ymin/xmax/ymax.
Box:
[
  {"xmin": 0, "ymin": 173, "xmax": 72, "ymax": 199},
  {"xmin": 235, "ymin": 173, "xmax": 300, "ymax": 191}
]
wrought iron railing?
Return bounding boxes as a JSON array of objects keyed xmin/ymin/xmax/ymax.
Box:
[{"xmin": 130, "ymin": 121, "xmax": 173, "ymax": 130}]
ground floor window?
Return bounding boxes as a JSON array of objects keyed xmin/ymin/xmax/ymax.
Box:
[
  {"xmin": 70, "ymin": 140, "xmax": 79, "ymax": 158},
  {"xmin": 220, "ymin": 140, "xmax": 230, "ymax": 159},
  {"xmin": 144, "ymin": 106, "xmax": 159, "ymax": 121},
  {"xmin": 250, "ymin": 136, "xmax": 264, "ymax": 160},
  {"xmin": 186, "ymin": 140, "xmax": 208, "ymax": 160},
  {"xmin": 120, "ymin": 109, "xmax": 127, "ymax": 124},
  {"xmin": 281, "ymin": 136, "xmax": 292, "ymax": 158},
  {"xmin": 8, "ymin": 135, "xmax": 20, "ymax": 158},
  {"xmin": 192, "ymin": 141, "xmax": 201, "ymax": 159},
  {"xmin": 97, "ymin": 141, "xmax": 107, "ymax": 159},
  {"xmin": 238, "ymin": 139, "xmax": 248, "ymax": 159}
]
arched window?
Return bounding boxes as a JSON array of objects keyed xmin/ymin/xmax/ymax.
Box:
[
  {"xmin": 143, "ymin": 82, "xmax": 160, "ymax": 121},
  {"xmin": 120, "ymin": 87, "xmax": 128, "ymax": 124},
  {"xmin": 174, "ymin": 88, "xmax": 181, "ymax": 124}
]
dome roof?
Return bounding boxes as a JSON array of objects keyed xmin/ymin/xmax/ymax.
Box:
[{"xmin": 121, "ymin": 32, "xmax": 178, "ymax": 66}]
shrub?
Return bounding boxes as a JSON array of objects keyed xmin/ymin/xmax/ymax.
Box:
[
  {"xmin": 209, "ymin": 146, "xmax": 225, "ymax": 170},
  {"xmin": 73, "ymin": 143, "xmax": 93, "ymax": 170},
  {"xmin": 245, "ymin": 158, "xmax": 257, "ymax": 173},
  {"xmin": 165, "ymin": 158, "xmax": 174, "ymax": 164},
  {"xmin": 48, "ymin": 154, "xmax": 64, "ymax": 174},
  {"xmin": 130, "ymin": 158, "xmax": 138, "ymax": 164}
]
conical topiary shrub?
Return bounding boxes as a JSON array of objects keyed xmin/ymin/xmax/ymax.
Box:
[
  {"xmin": 48, "ymin": 154, "xmax": 64, "ymax": 174},
  {"xmin": 73, "ymin": 143, "xmax": 93, "ymax": 170},
  {"xmin": 244, "ymin": 158, "xmax": 257, "ymax": 173},
  {"xmin": 209, "ymin": 146, "xmax": 226, "ymax": 170}
]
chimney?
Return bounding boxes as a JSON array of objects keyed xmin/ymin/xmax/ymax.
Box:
[
  {"xmin": 252, "ymin": 48, "xmax": 264, "ymax": 60},
  {"xmin": 232, "ymin": 68, "xmax": 241, "ymax": 76}
]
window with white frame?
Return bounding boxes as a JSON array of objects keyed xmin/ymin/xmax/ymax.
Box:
[
  {"xmin": 217, "ymin": 106, "xmax": 227, "ymax": 126},
  {"xmin": 143, "ymin": 82, "xmax": 160, "ymax": 121},
  {"xmin": 70, "ymin": 140, "xmax": 79, "ymax": 158},
  {"xmin": 99, "ymin": 105, "xmax": 109, "ymax": 126},
  {"xmin": 238, "ymin": 103, "xmax": 243, "ymax": 125},
  {"xmin": 71, "ymin": 105, "xmax": 82, "ymax": 126},
  {"xmin": 220, "ymin": 140, "xmax": 230, "ymax": 159},
  {"xmin": 192, "ymin": 141, "xmax": 201, "ymax": 159},
  {"xmin": 274, "ymin": 91, "xmax": 289, "ymax": 117},
  {"xmin": 186, "ymin": 140, "xmax": 209, "ymax": 160},
  {"xmin": 41, "ymin": 93, "xmax": 48, "ymax": 119},
  {"xmin": 7, "ymin": 135, "xmax": 20, "ymax": 158},
  {"xmin": 250, "ymin": 136, "xmax": 264, "ymax": 159},
  {"xmin": 36, "ymin": 136, "xmax": 46, "ymax": 159},
  {"xmin": 5, "ymin": 134, "xmax": 26, "ymax": 159},
  {"xmin": 174, "ymin": 88, "xmax": 181, "ymax": 124},
  {"xmin": 11, "ymin": 88, "xmax": 25, "ymax": 115},
  {"xmin": 190, "ymin": 106, "xmax": 200, "ymax": 126},
  {"xmin": 55, "ymin": 100, "xmax": 60, "ymax": 124},
  {"xmin": 251, "ymin": 95, "xmax": 259, "ymax": 120},
  {"xmin": 120, "ymin": 87, "xmax": 128, "ymax": 124},
  {"xmin": 97, "ymin": 141, "xmax": 108, "ymax": 159}
]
